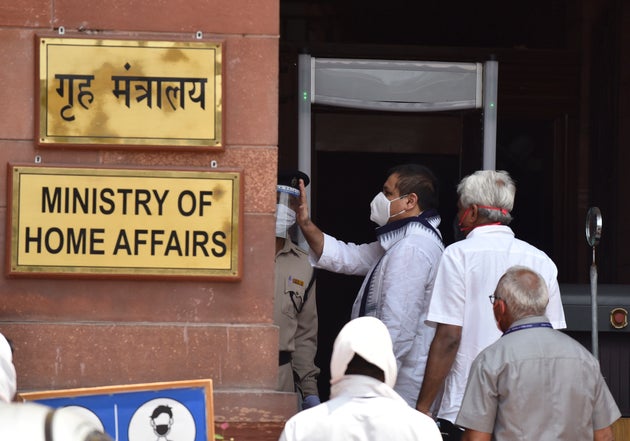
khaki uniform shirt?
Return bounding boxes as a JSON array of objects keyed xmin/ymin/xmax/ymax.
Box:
[{"xmin": 274, "ymin": 239, "xmax": 319, "ymax": 398}]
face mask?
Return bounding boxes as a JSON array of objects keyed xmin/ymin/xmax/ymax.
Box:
[
  {"xmin": 456, "ymin": 206, "xmax": 473, "ymax": 235},
  {"xmin": 457, "ymin": 205, "xmax": 505, "ymax": 236},
  {"xmin": 275, "ymin": 203, "xmax": 296, "ymax": 238},
  {"xmin": 369, "ymin": 192, "xmax": 407, "ymax": 227},
  {"xmin": 156, "ymin": 424, "xmax": 170, "ymax": 436},
  {"xmin": 452, "ymin": 215, "xmax": 468, "ymax": 242}
]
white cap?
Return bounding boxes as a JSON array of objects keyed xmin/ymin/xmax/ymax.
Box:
[
  {"xmin": 0, "ymin": 402, "xmax": 110, "ymax": 441},
  {"xmin": 0, "ymin": 334, "xmax": 16, "ymax": 403},
  {"xmin": 329, "ymin": 316, "xmax": 397, "ymax": 388}
]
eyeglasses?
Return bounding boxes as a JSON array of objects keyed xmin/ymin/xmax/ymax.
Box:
[{"xmin": 489, "ymin": 294, "xmax": 501, "ymax": 305}]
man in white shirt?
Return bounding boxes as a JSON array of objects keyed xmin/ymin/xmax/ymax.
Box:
[
  {"xmin": 279, "ymin": 316, "xmax": 441, "ymax": 441},
  {"xmin": 296, "ymin": 164, "xmax": 444, "ymax": 406},
  {"xmin": 415, "ymin": 170, "xmax": 566, "ymax": 440}
]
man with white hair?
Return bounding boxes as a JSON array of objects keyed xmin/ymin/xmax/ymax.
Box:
[
  {"xmin": 415, "ymin": 170, "xmax": 567, "ymax": 440},
  {"xmin": 457, "ymin": 266, "xmax": 620, "ymax": 441},
  {"xmin": 279, "ymin": 316, "xmax": 441, "ymax": 441}
]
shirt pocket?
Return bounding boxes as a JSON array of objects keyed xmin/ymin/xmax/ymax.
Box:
[{"xmin": 282, "ymin": 275, "xmax": 307, "ymax": 319}]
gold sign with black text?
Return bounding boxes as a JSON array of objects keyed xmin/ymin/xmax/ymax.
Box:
[
  {"xmin": 37, "ymin": 37, "xmax": 223, "ymax": 148},
  {"xmin": 7, "ymin": 165, "xmax": 241, "ymax": 279}
]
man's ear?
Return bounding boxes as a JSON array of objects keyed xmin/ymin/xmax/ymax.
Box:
[
  {"xmin": 468, "ymin": 204, "xmax": 479, "ymax": 222},
  {"xmin": 496, "ymin": 299, "xmax": 506, "ymax": 316},
  {"xmin": 493, "ymin": 299, "xmax": 507, "ymax": 331},
  {"xmin": 406, "ymin": 192, "xmax": 419, "ymax": 209}
]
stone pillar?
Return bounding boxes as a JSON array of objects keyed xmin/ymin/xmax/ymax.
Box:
[{"xmin": 0, "ymin": 0, "xmax": 292, "ymax": 439}]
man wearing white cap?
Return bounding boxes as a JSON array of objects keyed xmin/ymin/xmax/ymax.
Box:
[
  {"xmin": 0, "ymin": 334, "xmax": 16, "ymax": 403},
  {"xmin": 0, "ymin": 333, "xmax": 113, "ymax": 441},
  {"xmin": 0, "ymin": 402, "xmax": 113, "ymax": 441},
  {"xmin": 278, "ymin": 317, "xmax": 441, "ymax": 441}
]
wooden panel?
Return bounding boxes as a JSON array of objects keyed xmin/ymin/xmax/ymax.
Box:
[{"xmin": 613, "ymin": 418, "xmax": 630, "ymax": 440}]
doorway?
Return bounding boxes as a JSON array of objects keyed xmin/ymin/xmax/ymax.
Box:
[{"xmin": 309, "ymin": 112, "xmax": 556, "ymax": 399}]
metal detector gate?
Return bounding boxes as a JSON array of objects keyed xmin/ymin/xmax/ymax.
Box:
[{"xmin": 297, "ymin": 55, "xmax": 499, "ymax": 192}]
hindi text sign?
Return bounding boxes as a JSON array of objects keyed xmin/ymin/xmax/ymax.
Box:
[
  {"xmin": 37, "ymin": 37, "xmax": 223, "ymax": 148},
  {"xmin": 7, "ymin": 165, "xmax": 241, "ymax": 279}
]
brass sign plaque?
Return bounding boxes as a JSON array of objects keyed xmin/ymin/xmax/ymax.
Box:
[
  {"xmin": 8, "ymin": 165, "xmax": 241, "ymax": 279},
  {"xmin": 37, "ymin": 37, "xmax": 223, "ymax": 148}
]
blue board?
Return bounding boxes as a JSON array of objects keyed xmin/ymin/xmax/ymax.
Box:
[{"xmin": 20, "ymin": 379, "xmax": 214, "ymax": 441}]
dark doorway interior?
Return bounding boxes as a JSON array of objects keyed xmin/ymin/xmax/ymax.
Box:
[
  {"xmin": 311, "ymin": 117, "xmax": 557, "ymax": 399},
  {"xmin": 495, "ymin": 118, "xmax": 555, "ymax": 257}
]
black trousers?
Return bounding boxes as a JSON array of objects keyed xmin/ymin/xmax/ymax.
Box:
[{"xmin": 437, "ymin": 418, "xmax": 464, "ymax": 441}]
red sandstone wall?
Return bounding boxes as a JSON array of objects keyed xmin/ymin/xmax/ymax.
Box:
[{"xmin": 0, "ymin": 0, "xmax": 294, "ymax": 435}]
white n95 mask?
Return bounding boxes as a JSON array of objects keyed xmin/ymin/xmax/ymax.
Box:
[{"xmin": 369, "ymin": 192, "xmax": 407, "ymax": 227}]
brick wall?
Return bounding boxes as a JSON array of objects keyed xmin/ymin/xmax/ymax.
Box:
[{"xmin": 0, "ymin": 0, "xmax": 292, "ymax": 438}]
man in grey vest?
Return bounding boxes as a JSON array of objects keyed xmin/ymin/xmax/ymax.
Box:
[{"xmin": 456, "ymin": 266, "xmax": 620, "ymax": 441}]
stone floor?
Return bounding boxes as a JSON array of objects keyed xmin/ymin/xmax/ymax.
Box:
[{"xmin": 214, "ymin": 422, "xmax": 284, "ymax": 441}]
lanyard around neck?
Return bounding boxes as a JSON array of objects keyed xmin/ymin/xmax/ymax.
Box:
[{"xmin": 502, "ymin": 321, "xmax": 552, "ymax": 336}]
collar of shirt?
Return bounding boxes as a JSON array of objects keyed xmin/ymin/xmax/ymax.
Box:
[
  {"xmin": 277, "ymin": 239, "xmax": 303, "ymax": 258},
  {"xmin": 376, "ymin": 214, "xmax": 443, "ymax": 251},
  {"xmin": 466, "ymin": 224, "xmax": 514, "ymax": 239},
  {"xmin": 330, "ymin": 375, "xmax": 407, "ymax": 404},
  {"xmin": 506, "ymin": 315, "xmax": 551, "ymax": 331}
]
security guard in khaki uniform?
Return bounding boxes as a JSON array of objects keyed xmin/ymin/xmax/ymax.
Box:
[{"xmin": 274, "ymin": 170, "xmax": 320, "ymax": 410}]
